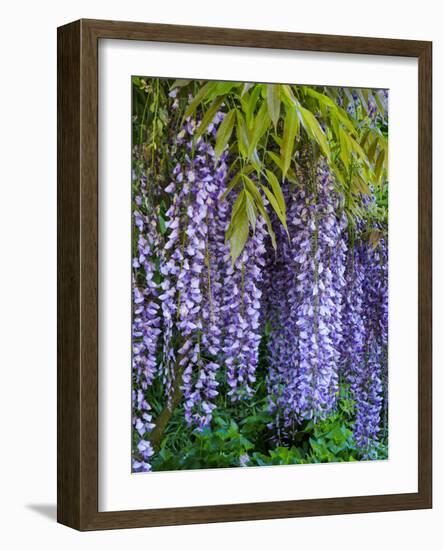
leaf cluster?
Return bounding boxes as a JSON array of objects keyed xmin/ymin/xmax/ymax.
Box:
[
  {"xmin": 150, "ymin": 380, "xmax": 387, "ymax": 471},
  {"xmin": 170, "ymin": 79, "xmax": 389, "ymax": 261}
]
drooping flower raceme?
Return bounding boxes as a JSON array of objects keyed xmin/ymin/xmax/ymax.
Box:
[
  {"xmin": 222, "ymin": 218, "xmax": 267, "ymax": 401},
  {"xmin": 158, "ymin": 106, "xmax": 269, "ymax": 427},
  {"xmin": 266, "ymin": 158, "xmax": 347, "ymax": 441},
  {"xmin": 131, "ymin": 176, "xmax": 162, "ymax": 472},
  {"xmin": 345, "ymin": 236, "xmax": 388, "ymax": 456}
]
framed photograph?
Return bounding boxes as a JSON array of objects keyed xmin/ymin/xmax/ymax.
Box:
[{"xmin": 57, "ymin": 19, "xmax": 432, "ymax": 530}]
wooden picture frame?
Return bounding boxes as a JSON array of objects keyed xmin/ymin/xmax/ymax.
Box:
[{"xmin": 57, "ymin": 18, "xmax": 432, "ymax": 531}]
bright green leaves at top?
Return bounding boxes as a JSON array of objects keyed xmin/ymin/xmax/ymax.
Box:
[
  {"xmin": 234, "ymin": 101, "xmax": 270, "ymax": 167},
  {"xmin": 242, "ymin": 84, "xmax": 262, "ymax": 128},
  {"xmin": 297, "ymin": 105, "xmax": 331, "ymax": 160},
  {"xmin": 266, "ymin": 84, "xmax": 281, "ymax": 129},
  {"xmin": 208, "ymin": 81, "xmax": 240, "ymax": 98},
  {"xmin": 183, "ymin": 81, "xmax": 216, "ymax": 121},
  {"xmin": 225, "ymin": 173, "xmax": 278, "ymax": 265},
  {"xmin": 247, "ymin": 101, "xmax": 271, "ymax": 161},
  {"xmin": 183, "ymin": 80, "xmax": 239, "ymax": 123},
  {"xmin": 281, "ymin": 85, "xmax": 331, "ymax": 161},
  {"xmin": 170, "ymin": 79, "xmax": 191, "ymax": 89},
  {"xmin": 280, "ymin": 84, "xmax": 330, "ymax": 167},
  {"xmin": 280, "ymin": 105, "xmax": 299, "ymax": 178},
  {"xmin": 170, "ymin": 78, "xmax": 388, "ymax": 260}
]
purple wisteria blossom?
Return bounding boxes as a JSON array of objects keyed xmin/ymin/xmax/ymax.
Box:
[
  {"xmin": 132, "ymin": 177, "xmax": 162, "ymax": 472},
  {"xmin": 159, "ymin": 104, "xmax": 269, "ymax": 425},
  {"xmin": 160, "ymin": 112, "xmax": 233, "ymax": 429},
  {"xmin": 345, "ymin": 236, "xmax": 388, "ymax": 456},
  {"xmin": 266, "ymin": 159, "xmax": 347, "ymax": 441},
  {"xmin": 222, "ymin": 213, "xmax": 266, "ymax": 401}
]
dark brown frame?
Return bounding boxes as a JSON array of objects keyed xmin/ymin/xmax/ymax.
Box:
[{"xmin": 57, "ymin": 18, "xmax": 432, "ymax": 531}]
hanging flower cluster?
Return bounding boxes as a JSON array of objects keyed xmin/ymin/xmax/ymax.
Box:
[
  {"xmin": 264, "ymin": 160, "xmax": 388, "ymax": 456},
  {"xmin": 159, "ymin": 116, "xmax": 226, "ymax": 429},
  {"xmin": 266, "ymin": 158, "xmax": 347, "ymax": 442},
  {"xmin": 131, "ymin": 175, "xmax": 162, "ymax": 472},
  {"xmin": 344, "ymin": 236, "xmax": 388, "ymax": 456},
  {"xmin": 222, "ymin": 217, "xmax": 266, "ymax": 401},
  {"xmin": 158, "ymin": 109, "xmax": 267, "ymax": 430}
]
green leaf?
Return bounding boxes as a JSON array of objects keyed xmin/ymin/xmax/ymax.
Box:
[
  {"xmin": 260, "ymin": 184, "xmax": 287, "ymax": 232},
  {"xmin": 271, "ymin": 133, "xmax": 282, "ymax": 148},
  {"xmin": 367, "ymin": 136, "xmax": 378, "ymax": 163},
  {"xmin": 265, "ymin": 170, "xmax": 286, "ymax": 215},
  {"xmin": 356, "ymin": 89, "xmax": 368, "ymax": 112},
  {"xmin": 194, "ymin": 95, "xmax": 226, "ymax": 140},
  {"xmin": 298, "ymin": 105, "xmax": 330, "ymax": 160},
  {"xmin": 360, "ymin": 129, "xmax": 371, "ymax": 149},
  {"xmin": 304, "ymin": 87, "xmax": 336, "ymax": 110},
  {"xmin": 334, "ymin": 106, "xmax": 358, "ymax": 137},
  {"xmin": 375, "ymin": 148, "xmax": 385, "ymax": 184},
  {"xmin": 347, "ymin": 134, "xmax": 371, "ymax": 168},
  {"xmin": 353, "ymin": 175, "xmax": 370, "ymax": 195},
  {"xmin": 281, "ymin": 105, "xmax": 299, "ymax": 177},
  {"xmin": 343, "ymin": 87, "xmax": 354, "ymax": 106},
  {"xmin": 239, "ymin": 435, "xmax": 254, "ymax": 451},
  {"xmin": 247, "ymin": 101, "xmax": 271, "ymax": 159},
  {"xmin": 214, "ymin": 81, "xmax": 239, "ymax": 97},
  {"xmin": 236, "ymin": 111, "xmax": 250, "ymax": 159},
  {"xmin": 158, "ymin": 215, "xmax": 167, "ymax": 234},
  {"xmin": 363, "ymin": 89, "xmax": 372, "ymax": 113},
  {"xmin": 250, "ymin": 149, "xmax": 262, "ymax": 173},
  {"xmin": 374, "ymin": 90, "xmax": 386, "ymax": 117},
  {"xmin": 266, "ymin": 84, "xmax": 281, "ymax": 128},
  {"xmin": 241, "ymin": 83, "xmax": 253, "ymax": 97},
  {"xmin": 230, "ymin": 189, "xmax": 245, "ymax": 222},
  {"xmin": 338, "ymin": 126, "xmax": 350, "ymax": 170},
  {"xmin": 280, "ymin": 84, "xmax": 297, "ymax": 107},
  {"xmin": 170, "ymin": 79, "xmax": 191, "ymax": 89},
  {"xmin": 330, "ymin": 161, "xmax": 346, "ymax": 188},
  {"xmin": 267, "ymin": 156, "xmax": 298, "ymax": 186},
  {"xmin": 183, "ymin": 81, "xmax": 215, "ymax": 120},
  {"xmin": 205, "ymin": 81, "xmax": 239, "ymax": 102},
  {"xmin": 229, "ymin": 202, "xmax": 249, "ymax": 264},
  {"xmin": 241, "ymin": 174, "xmax": 261, "ymax": 202},
  {"xmin": 221, "ymin": 172, "xmax": 242, "ymax": 201},
  {"xmin": 244, "ymin": 85, "xmax": 262, "ymax": 129},
  {"xmin": 267, "ymin": 150, "xmax": 283, "ymax": 171},
  {"xmin": 214, "ymin": 110, "xmax": 236, "ymax": 161},
  {"xmin": 369, "ymin": 229, "xmax": 382, "ymax": 248},
  {"xmin": 244, "ymin": 190, "xmax": 257, "ymax": 232},
  {"xmin": 222, "ymin": 165, "xmax": 256, "ymax": 201},
  {"xmin": 242, "ymin": 175, "xmax": 276, "ymax": 249}
]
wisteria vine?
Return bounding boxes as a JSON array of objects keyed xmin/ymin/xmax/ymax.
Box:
[{"xmin": 132, "ymin": 90, "xmax": 389, "ymax": 472}]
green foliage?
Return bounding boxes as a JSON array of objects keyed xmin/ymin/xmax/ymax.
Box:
[
  {"xmin": 150, "ymin": 379, "xmax": 388, "ymax": 471},
  {"xmin": 152, "ymin": 418, "xmax": 255, "ymax": 471},
  {"xmin": 132, "ymin": 76, "xmax": 389, "ymax": 263}
]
